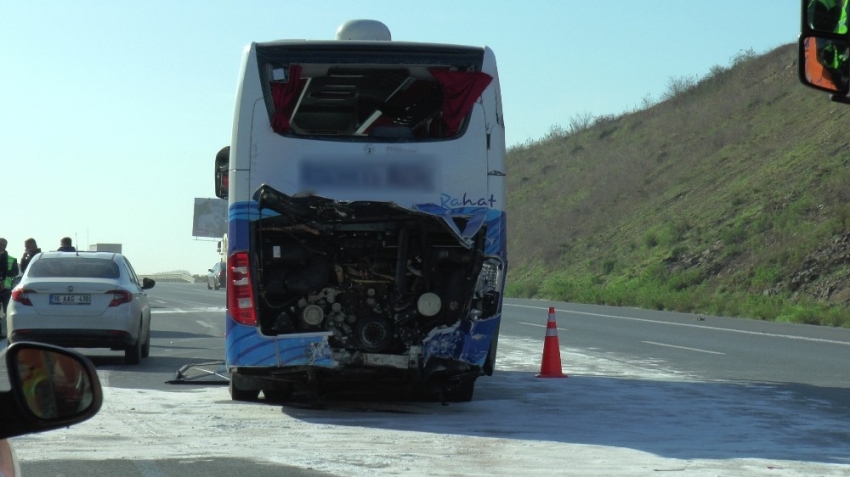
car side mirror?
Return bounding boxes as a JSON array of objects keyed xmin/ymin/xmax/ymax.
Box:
[
  {"xmin": 142, "ymin": 277, "xmax": 156, "ymax": 290},
  {"xmin": 1, "ymin": 342, "xmax": 103, "ymax": 440}
]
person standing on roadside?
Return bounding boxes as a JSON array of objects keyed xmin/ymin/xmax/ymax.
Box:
[
  {"xmin": 0, "ymin": 237, "xmax": 21, "ymax": 318},
  {"xmin": 20, "ymin": 238, "xmax": 42, "ymax": 273},
  {"xmin": 57, "ymin": 237, "xmax": 76, "ymax": 252}
]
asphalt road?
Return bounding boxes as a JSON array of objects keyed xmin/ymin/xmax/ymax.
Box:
[
  {"xmin": 10, "ymin": 283, "xmax": 850, "ymax": 475},
  {"xmin": 69, "ymin": 282, "xmax": 228, "ymax": 393},
  {"xmin": 503, "ymin": 299, "xmax": 850, "ymax": 396},
  {"xmin": 75, "ymin": 285, "xmax": 850, "ymax": 402}
]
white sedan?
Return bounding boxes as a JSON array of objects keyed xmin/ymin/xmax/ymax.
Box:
[{"xmin": 7, "ymin": 251, "xmax": 155, "ymax": 364}]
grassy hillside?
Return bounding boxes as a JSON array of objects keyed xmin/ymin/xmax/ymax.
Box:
[{"xmin": 505, "ymin": 44, "xmax": 850, "ymax": 327}]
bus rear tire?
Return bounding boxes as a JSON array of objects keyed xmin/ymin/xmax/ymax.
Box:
[
  {"xmin": 229, "ymin": 374, "xmax": 260, "ymax": 401},
  {"xmin": 442, "ymin": 380, "xmax": 475, "ymax": 403},
  {"xmin": 263, "ymin": 388, "xmax": 293, "ymax": 402}
]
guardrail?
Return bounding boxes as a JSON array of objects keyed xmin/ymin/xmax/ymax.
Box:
[{"xmin": 139, "ymin": 270, "xmax": 195, "ymax": 283}]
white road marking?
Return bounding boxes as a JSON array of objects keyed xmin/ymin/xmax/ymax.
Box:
[
  {"xmin": 505, "ymin": 304, "xmax": 850, "ymax": 347},
  {"xmin": 518, "ymin": 321, "xmax": 568, "ymax": 332},
  {"xmin": 642, "ymin": 340, "xmax": 725, "ymax": 355},
  {"xmin": 195, "ymin": 320, "xmax": 215, "ymax": 329},
  {"xmin": 152, "ymin": 307, "xmax": 225, "ymax": 315},
  {"xmin": 98, "ymin": 369, "xmax": 111, "ymax": 387}
]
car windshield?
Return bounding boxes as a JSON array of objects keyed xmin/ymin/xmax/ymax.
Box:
[{"xmin": 27, "ymin": 257, "xmax": 120, "ymax": 279}]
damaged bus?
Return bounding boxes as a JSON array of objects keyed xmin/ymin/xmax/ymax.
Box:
[{"xmin": 215, "ymin": 20, "xmax": 507, "ymax": 402}]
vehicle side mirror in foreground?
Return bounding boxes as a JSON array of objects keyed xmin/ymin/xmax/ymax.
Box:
[
  {"xmin": 1, "ymin": 342, "xmax": 103, "ymax": 440},
  {"xmin": 215, "ymin": 146, "xmax": 229, "ymax": 199},
  {"xmin": 142, "ymin": 277, "xmax": 156, "ymax": 290}
]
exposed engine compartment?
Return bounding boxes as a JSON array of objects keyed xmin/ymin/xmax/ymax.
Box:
[{"xmin": 255, "ymin": 217, "xmax": 500, "ymax": 355}]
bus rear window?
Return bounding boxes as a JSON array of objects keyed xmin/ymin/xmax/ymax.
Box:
[{"xmin": 262, "ymin": 64, "xmax": 491, "ymax": 140}]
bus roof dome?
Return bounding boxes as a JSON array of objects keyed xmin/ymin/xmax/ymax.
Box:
[{"xmin": 336, "ymin": 20, "xmax": 391, "ymax": 41}]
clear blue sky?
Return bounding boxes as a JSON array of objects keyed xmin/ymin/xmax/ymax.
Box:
[{"xmin": 0, "ymin": 1, "xmax": 801, "ymax": 275}]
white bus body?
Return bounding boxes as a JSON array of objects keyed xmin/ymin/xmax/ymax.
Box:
[{"xmin": 220, "ymin": 21, "xmax": 506, "ymax": 402}]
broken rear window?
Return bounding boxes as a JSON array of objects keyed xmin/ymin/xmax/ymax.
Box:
[{"xmin": 256, "ymin": 43, "xmax": 491, "ymax": 140}]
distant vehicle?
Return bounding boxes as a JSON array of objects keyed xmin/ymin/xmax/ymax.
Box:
[
  {"xmin": 216, "ymin": 20, "xmax": 507, "ymax": 402},
  {"xmin": 0, "ymin": 341, "xmax": 103, "ymax": 475},
  {"xmin": 7, "ymin": 252, "xmax": 156, "ymax": 365},
  {"xmin": 207, "ymin": 261, "xmax": 226, "ymax": 290}
]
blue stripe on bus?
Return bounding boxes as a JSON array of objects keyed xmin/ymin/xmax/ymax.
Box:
[
  {"xmin": 226, "ymin": 316, "xmax": 498, "ymax": 368},
  {"xmin": 228, "ymin": 201, "xmax": 281, "ymax": 223},
  {"xmin": 460, "ymin": 314, "xmax": 500, "ymax": 365},
  {"xmin": 421, "ymin": 314, "xmax": 499, "ymax": 366},
  {"xmin": 229, "ymin": 201, "xmax": 507, "ymax": 254},
  {"xmin": 226, "ymin": 318, "xmax": 336, "ymax": 368},
  {"xmin": 225, "ymin": 318, "xmax": 275, "ymax": 365}
]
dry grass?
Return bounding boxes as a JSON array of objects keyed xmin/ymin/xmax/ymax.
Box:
[{"xmin": 505, "ymin": 44, "xmax": 850, "ymax": 327}]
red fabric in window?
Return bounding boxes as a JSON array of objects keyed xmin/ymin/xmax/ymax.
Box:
[
  {"xmin": 271, "ymin": 65, "xmax": 307, "ymax": 132},
  {"xmin": 429, "ymin": 69, "xmax": 493, "ymax": 135}
]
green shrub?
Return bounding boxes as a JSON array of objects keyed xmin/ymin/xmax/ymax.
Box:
[{"xmin": 750, "ymin": 266, "xmax": 782, "ymax": 289}]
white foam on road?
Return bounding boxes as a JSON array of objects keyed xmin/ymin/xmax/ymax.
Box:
[
  {"xmin": 11, "ymin": 336, "xmax": 850, "ymax": 476},
  {"xmin": 151, "ymin": 307, "xmax": 225, "ymax": 315}
]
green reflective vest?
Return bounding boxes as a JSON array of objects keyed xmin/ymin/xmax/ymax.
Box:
[
  {"xmin": 823, "ymin": 42, "xmax": 847, "ymax": 70},
  {"xmin": 3, "ymin": 254, "xmax": 17, "ymax": 288}
]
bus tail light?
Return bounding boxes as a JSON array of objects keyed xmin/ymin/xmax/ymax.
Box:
[{"xmin": 227, "ymin": 252, "xmax": 257, "ymax": 326}]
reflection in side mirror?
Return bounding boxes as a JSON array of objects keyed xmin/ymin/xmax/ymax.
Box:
[
  {"xmin": 1, "ymin": 342, "xmax": 102, "ymax": 441},
  {"xmin": 7, "ymin": 343, "xmax": 102, "ymax": 425},
  {"xmin": 15, "ymin": 348, "xmax": 95, "ymax": 420},
  {"xmin": 806, "ymin": 0, "xmax": 849, "ymax": 34},
  {"xmin": 799, "ymin": 35, "xmax": 850, "ymax": 94}
]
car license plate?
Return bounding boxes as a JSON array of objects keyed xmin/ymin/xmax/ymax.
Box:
[{"xmin": 50, "ymin": 294, "xmax": 91, "ymax": 305}]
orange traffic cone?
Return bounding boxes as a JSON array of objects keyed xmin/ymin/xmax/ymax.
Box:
[{"xmin": 537, "ymin": 306, "xmax": 568, "ymax": 378}]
